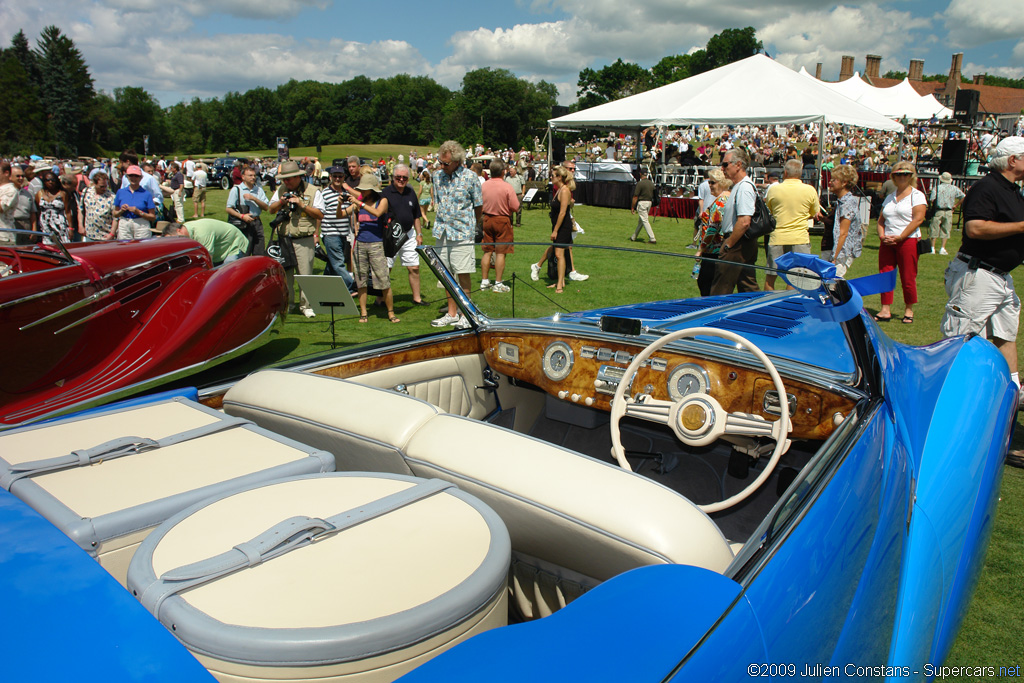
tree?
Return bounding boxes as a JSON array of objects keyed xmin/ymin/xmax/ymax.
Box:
[
  {"xmin": 576, "ymin": 59, "xmax": 652, "ymax": 109},
  {"xmin": 0, "ymin": 53, "xmax": 47, "ymax": 155},
  {"xmin": 113, "ymin": 86, "xmax": 165, "ymax": 153},
  {"xmin": 33, "ymin": 26, "xmax": 95, "ymax": 156},
  {"xmin": 457, "ymin": 68, "xmax": 557, "ymax": 149},
  {"xmin": 703, "ymin": 27, "xmax": 763, "ymax": 71},
  {"xmin": 651, "ymin": 54, "xmax": 692, "ymax": 87}
]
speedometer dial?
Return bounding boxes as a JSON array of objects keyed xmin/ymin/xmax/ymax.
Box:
[
  {"xmin": 667, "ymin": 363, "xmax": 710, "ymax": 401},
  {"xmin": 541, "ymin": 341, "xmax": 575, "ymax": 382}
]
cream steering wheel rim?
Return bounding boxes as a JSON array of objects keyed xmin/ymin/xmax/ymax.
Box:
[{"xmin": 608, "ymin": 326, "xmax": 791, "ymax": 514}]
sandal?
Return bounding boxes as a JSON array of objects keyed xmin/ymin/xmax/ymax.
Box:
[
  {"xmin": 387, "ymin": 311, "xmax": 401, "ymax": 323},
  {"xmin": 412, "ymin": 299, "xmax": 429, "ymax": 306},
  {"xmin": 357, "ymin": 316, "xmax": 368, "ymax": 323},
  {"xmin": 902, "ymin": 315, "xmax": 914, "ymax": 324},
  {"xmin": 873, "ymin": 313, "xmax": 892, "ymax": 322}
]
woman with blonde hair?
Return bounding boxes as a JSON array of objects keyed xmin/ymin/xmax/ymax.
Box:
[
  {"xmin": 694, "ymin": 167, "xmax": 732, "ymax": 296},
  {"xmin": 548, "ymin": 165, "xmax": 575, "ymax": 293},
  {"xmin": 876, "ymin": 161, "xmax": 926, "ymax": 323},
  {"xmin": 825, "ymin": 164, "xmax": 863, "ymax": 278}
]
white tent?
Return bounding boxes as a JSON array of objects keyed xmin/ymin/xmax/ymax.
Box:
[
  {"xmin": 800, "ymin": 70, "xmax": 951, "ymax": 120},
  {"xmin": 549, "ymin": 54, "xmax": 903, "ymax": 133}
]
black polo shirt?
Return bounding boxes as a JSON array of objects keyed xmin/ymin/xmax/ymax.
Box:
[
  {"xmin": 960, "ymin": 171, "xmax": 1024, "ymax": 272},
  {"xmin": 382, "ymin": 183, "xmax": 420, "ymax": 231}
]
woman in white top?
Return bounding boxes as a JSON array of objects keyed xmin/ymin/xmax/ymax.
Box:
[{"xmin": 875, "ymin": 161, "xmax": 927, "ymax": 323}]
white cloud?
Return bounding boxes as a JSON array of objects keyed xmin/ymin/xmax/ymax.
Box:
[
  {"xmin": 944, "ymin": 0, "xmax": 1024, "ymax": 49},
  {"xmin": 761, "ymin": 5, "xmax": 932, "ymax": 79}
]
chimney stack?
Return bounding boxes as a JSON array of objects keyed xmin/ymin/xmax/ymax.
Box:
[
  {"xmin": 973, "ymin": 74, "xmax": 986, "ymax": 86},
  {"xmin": 840, "ymin": 55, "xmax": 854, "ymax": 81},
  {"xmin": 908, "ymin": 59, "xmax": 924, "ymax": 81},
  {"xmin": 815, "ymin": 63, "xmax": 822, "ymax": 80},
  {"xmin": 943, "ymin": 53, "xmax": 963, "ymax": 105},
  {"xmin": 865, "ymin": 54, "xmax": 882, "ymax": 82}
]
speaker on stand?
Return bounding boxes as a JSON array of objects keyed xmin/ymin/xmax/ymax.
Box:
[
  {"xmin": 550, "ymin": 106, "xmax": 569, "ymax": 165},
  {"xmin": 939, "ymin": 139, "xmax": 968, "ymax": 176},
  {"xmin": 954, "ymin": 89, "xmax": 979, "ymax": 125}
]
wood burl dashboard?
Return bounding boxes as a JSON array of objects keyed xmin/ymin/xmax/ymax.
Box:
[{"xmin": 481, "ymin": 331, "xmax": 855, "ymax": 441}]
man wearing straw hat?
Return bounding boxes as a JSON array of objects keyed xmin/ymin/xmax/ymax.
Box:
[
  {"xmin": 928, "ymin": 172, "xmax": 964, "ymax": 256},
  {"xmin": 269, "ymin": 159, "xmax": 323, "ymax": 318}
]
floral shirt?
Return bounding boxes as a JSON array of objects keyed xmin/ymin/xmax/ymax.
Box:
[
  {"xmin": 832, "ymin": 193, "xmax": 863, "ymax": 264},
  {"xmin": 82, "ymin": 186, "xmax": 116, "ymax": 240},
  {"xmin": 699, "ymin": 192, "xmax": 729, "ymax": 256},
  {"xmin": 431, "ymin": 164, "xmax": 482, "ymax": 242}
]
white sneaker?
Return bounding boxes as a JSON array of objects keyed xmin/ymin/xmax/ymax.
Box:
[
  {"xmin": 302, "ymin": 308, "xmax": 316, "ymax": 318},
  {"xmin": 431, "ymin": 312, "xmax": 460, "ymax": 327},
  {"xmin": 530, "ymin": 263, "xmax": 540, "ymax": 281},
  {"xmin": 939, "ymin": 247, "xmax": 948, "ymax": 255},
  {"xmin": 452, "ymin": 316, "xmax": 472, "ymax": 330},
  {"xmin": 491, "ymin": 282, "xmax": 510, "ymax": 293},
  {"xmin": 569, "ymin": 270, "xmax": 589, "ymax": 281},
  {"xmin": 930, "ymin": 247, "xmax": 936, "ymax": 254},
  {"xmin": 480, "ymin": 279, "xmax": 492, "ymax": 290}
]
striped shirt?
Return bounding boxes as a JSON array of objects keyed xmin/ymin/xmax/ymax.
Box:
[{"xmin": 319, "ymin": 186, "xmax": 352, "ymax": 237}]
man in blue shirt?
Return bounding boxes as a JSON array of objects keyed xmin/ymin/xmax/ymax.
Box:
[
  {"xmin": 113, "ymin": 165, "xmax": 156, "ymax": 239},
  {"xmin": 117, "ymin": 150, "xmax": 162, "ymax": 214},
  {"xmin": 430, "ymin": 140, "xmax": 482, "ymax": 329}
]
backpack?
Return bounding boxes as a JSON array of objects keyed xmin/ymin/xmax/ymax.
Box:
[
  {"xmin": 382, "ymin": 216, "xmax": 410, "ymax": 258},
  {"xmin": 742, "ymin": 180, "xmax": 776, "ymax": 240}
]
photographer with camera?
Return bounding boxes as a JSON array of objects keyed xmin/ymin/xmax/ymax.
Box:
[
  {"xmin": 269, "ymin": 160, "xmax": 323, "ymax": 318},
  {"xmin": 227, "ymin": 166, "xmax": 270, "ymax": 256}
]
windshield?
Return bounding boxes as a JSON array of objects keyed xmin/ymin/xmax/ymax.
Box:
[{"xmin": 421, "ymin": 243, "xmax": 857, "ymax": 378}]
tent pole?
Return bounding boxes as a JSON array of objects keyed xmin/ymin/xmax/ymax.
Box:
[
  {"xmin": 660, "ymin": 126, "xmax": 666, "ymax": 165},
  {"xmin": 816, "ymin": 117, "xmax": 825, "ymax": 195},
  {"xmin": 546, "ymin": 126, "xmax": 553, "ymax": 177}
]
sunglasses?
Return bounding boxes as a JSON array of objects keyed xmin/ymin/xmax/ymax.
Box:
[
  {"xmin": 720, "ymin": 161, "xmax": 732, "ymax": 168},
  {"xmin": 892, "ymin": 171, "xmax": 912, "ymax": 177},
  {"xmin": 393, "ymin": 175, "xmax": 409, "ymax": 181}
]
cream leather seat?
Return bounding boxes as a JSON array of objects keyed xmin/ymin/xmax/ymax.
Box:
[
  {"xmin": 402, "ymin": 414, "xmax": 734, "ymax": 617},
  {"xmin": 223, "ymin": 370, "xmax": 440, "ymax": 475},
  {"xmin": 224, "ymin": 370, "xmax": 734, "ymax": 618}
]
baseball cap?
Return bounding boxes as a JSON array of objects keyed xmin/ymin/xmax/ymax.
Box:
[
  {"xmin": 992, "ymin": 136, "xmax": 1024, "ymax": 159},
  {"xmin": 125, "ymin": 165, "xmax": 143, "ymax": 176}
]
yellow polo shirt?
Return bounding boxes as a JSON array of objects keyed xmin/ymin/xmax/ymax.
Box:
[{"xmin": 765, "ymin": 179, "xmax": 819, "ymax": 246}]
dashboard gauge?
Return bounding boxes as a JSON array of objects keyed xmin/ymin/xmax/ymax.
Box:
[
  {"xmin": 667, "ymin": 363, "xmax": 710, "ymax": 401},
  {"xmin": 542, "ymin": 341, "xmax": 575, "ymax": 382}
]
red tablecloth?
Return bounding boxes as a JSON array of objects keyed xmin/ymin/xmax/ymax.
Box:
[{"xmin": 649, "ymin": 197, "xmax": 699, "ymax": 219}]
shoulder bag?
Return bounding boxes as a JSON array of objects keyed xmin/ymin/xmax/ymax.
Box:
[{"xmin": 742, "ymin": 180, "xmax": 776, "ymax": 240}]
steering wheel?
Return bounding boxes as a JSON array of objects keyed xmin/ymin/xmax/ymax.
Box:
[
  {"xmin": 609, "ymin": 327, "xmax": 791, "ymax": 514},
  {"xmin": 0, "ymin": 247, "xmax": 23, "ymax": 276}
]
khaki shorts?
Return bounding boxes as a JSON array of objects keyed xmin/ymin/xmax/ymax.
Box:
[
  {"xmin": 766, "ymin": 242, "xmax": 811, "ymax": 269},
  {"xmin": 941, "ymin": 257, "xmax": 1020, "ymax": 341},
  {"xmin": 482, "ymin": 214, "xmax": 514, "ymax": 254},
  {"xmin": 436, "ymin": 234, "xmax": 476, "ymax": 275},
  {"xmin": 193, "ymin": 186, "xmax": 207, "ymax": 201},
  {"xmin": 353, "ymin": 240, "xmax": 390, "ymax": 290},
  {"xmin": 930, "ymin": 209, "xmax": 953, "ymax": 240}
]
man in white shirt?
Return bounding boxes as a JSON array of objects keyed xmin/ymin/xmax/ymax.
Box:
[{"xmin": 192, "ymin": 163, "xmax": 208, "ymax": 218}]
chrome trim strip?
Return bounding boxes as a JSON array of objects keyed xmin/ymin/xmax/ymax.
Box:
[
  {"xmin": 19, "ymin": 286, "xmax": 114, "ymax": 331},
  {"xmin": 0, "ymin": 276, "xmax": 90, "ymax": 311},
  {"xmin": 104, "ymin": 248, "xmax": 200, "ymax": 280}
]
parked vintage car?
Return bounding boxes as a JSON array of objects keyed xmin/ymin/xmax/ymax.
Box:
[
  {"xmin": 0, "ymin": 246, "xmax": 1013, "ymax": 681},
  {"xmin": 0, "ymin": 229, "xmax": 289, "ymax": 427}
]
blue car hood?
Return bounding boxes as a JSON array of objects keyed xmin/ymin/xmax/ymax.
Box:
[{"xmin": 563, "ymin": 290, "xmax": 857, "ymax": 376}]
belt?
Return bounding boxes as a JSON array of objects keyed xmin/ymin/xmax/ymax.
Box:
[{"xmin": 957, "ymin": 253, "xmax": 1009, "ymax": 277}]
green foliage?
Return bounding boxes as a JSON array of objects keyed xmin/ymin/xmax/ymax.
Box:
[
  {"xmin": 612, "ymin": 27, "xmax": 764, "ymax": 92},
  {"xmin": 33, "ymin": 25, "xmax": 95, "ymax": 156},
  {"xmin": 0, "ymin": 54, "xmax": 47, "ymax": 155},
  {"xmin": 577, "ymin": 58, "xmax": 652, "ymax": 109},
  {"xmin": 882, "ymin": 70, "xmax": 908, "ymax": 80},
  {"xmin": 457, "ymin": 68, "xmax": 556, "ymax": 149},
  {"xmin": 981, "ymin": 74, "xmax": 1024, "ymax": 89}
]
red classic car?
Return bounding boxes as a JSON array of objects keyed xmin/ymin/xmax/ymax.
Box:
[{"xmin": 0, "ymin": 233, "xmax": 288, "ymax": 427}]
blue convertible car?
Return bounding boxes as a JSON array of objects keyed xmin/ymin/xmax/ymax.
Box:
[{"xmin": 0, "ymin": 247, "xmax": 1014, "ymax": 682}]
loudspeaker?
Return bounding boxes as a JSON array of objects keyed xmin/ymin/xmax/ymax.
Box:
[
  {"xmin": 551, "ymin": 105, "xmax": 569, "ymax": 119},
  {"xmin": 939, "ymin": 139, "xmax": 968, "ymax": 175},
  {"xmin": 551, "ymin": 135, "xmax": 566, "ymax": 164},
  {"xmin": 954, "ymin": 89, "xmax": 979, "ymax": 124}
]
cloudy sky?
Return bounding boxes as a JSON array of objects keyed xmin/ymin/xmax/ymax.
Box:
[{"xmin": 3, "ymin": 0, "xmax": 1022, "ymax": 107}]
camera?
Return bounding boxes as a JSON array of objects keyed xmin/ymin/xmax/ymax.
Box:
[{"xmin": 269, "ymin": 192, "xmax": 297, "ymax": 229}]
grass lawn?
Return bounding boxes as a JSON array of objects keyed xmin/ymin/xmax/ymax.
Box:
[
  {"xmin": 215, "ymin": 143, "xmax": 437, "ymax": 164},
  {"xmin": 182, "ymin": 186, "xmax": 1022, "ymax": 673}
]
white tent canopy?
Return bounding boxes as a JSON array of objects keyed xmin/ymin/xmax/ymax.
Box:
[
  {"xmin": 800, "ymin": 69, "xmax": 951, "ymax": 120},
  {"xmin": 549, "ymin": 54, "xmax": 904, "ymax": 133}
]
